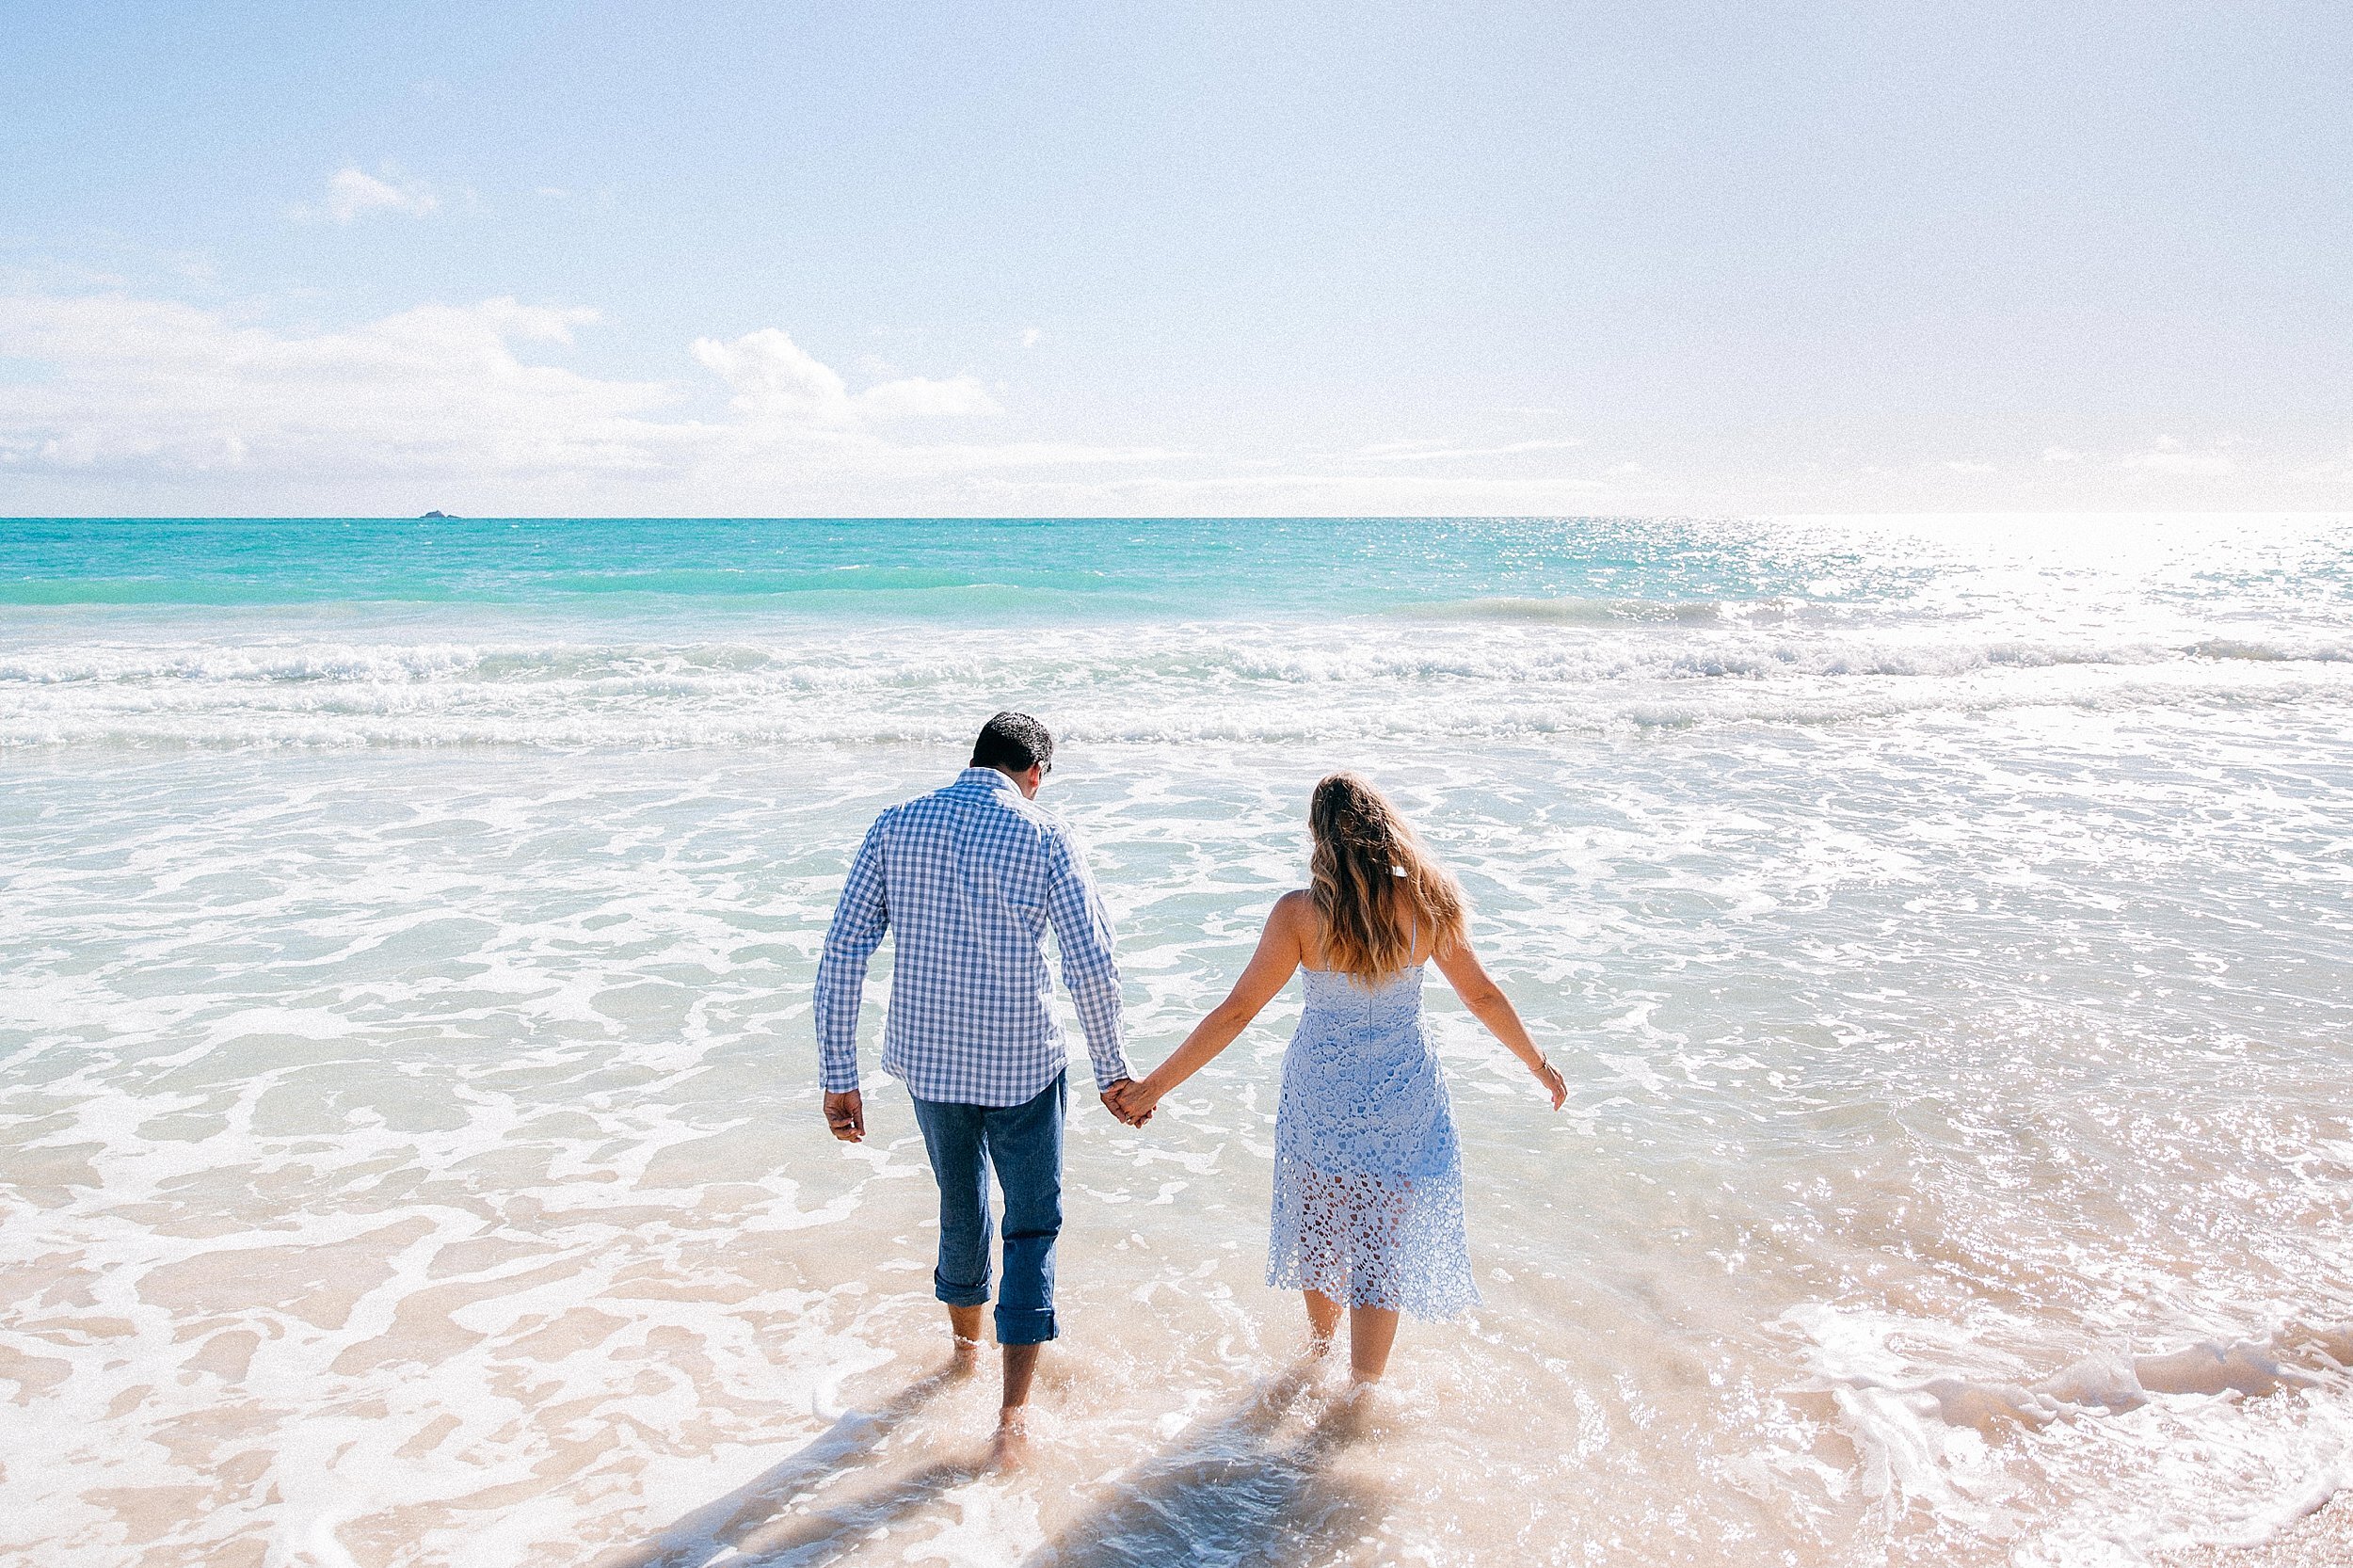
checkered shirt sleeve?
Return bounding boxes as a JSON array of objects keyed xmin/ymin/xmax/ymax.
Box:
[
  {"xmin": 1044, "ymin": 827, "xmax": 1131, "ymax": 1093},
  {"xmin": 812, "ymin": 816, "xmax": 889, "ymax": 1095}
]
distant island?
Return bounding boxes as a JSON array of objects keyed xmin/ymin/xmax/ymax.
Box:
[{"xmin": 420, "ymin": 510, "xmax": 456, "ymax": 519}]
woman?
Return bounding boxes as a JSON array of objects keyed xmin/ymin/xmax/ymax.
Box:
[{"xmin": 1118, "ymin": 773, "xmax": 1565, "ymax": 1386}]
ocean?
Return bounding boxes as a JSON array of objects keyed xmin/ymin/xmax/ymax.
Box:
[{"xmin": 2, "ymin": 514, "xmax": 2348, "ymax": 1566}]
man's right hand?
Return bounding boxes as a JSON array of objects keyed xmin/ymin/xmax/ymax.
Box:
[{"xmin": 824, "ymin": 1090, "xmax": 865, "ymax": 1143}]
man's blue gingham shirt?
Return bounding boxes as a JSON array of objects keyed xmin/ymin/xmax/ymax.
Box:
[{"xmin": 814, "ymin": 767, "xmax": 1131, "ymax": 1106}]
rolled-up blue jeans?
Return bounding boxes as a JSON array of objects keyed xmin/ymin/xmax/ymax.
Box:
[{"xmin": 907, "ymin": 1071, "xmax": 1064, "ymax": 1347}]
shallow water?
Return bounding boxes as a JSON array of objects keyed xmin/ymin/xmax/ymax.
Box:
[{"xmin": 2, "ymin": 515, "xmax": 2349, "ymax": 1565}]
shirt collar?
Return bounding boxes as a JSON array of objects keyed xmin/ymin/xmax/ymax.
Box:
[{"xmin": 956, "ymin": 765, "xmax": 1020, "ymax": 794}]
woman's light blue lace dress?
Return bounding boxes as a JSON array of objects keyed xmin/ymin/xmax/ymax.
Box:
[{"xmin": 1267, "ymin": 958, "xmax": 1479, "ymax": 1320}]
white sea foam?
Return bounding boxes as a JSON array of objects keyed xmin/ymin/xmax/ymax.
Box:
[
  {"xmin": 5, "ymin": 618, "xmax": 2353, "ymax": 751},
  {"xmin": 4, "ymin": 517, "xmax": 2351, "ymax": 1564},
  {"xmin": 1782, "ymin": 1304, "xmax": 2353, "ymax": 1562}
]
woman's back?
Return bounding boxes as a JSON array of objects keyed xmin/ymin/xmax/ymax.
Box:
[
  {"xmin": 1273, "ymin": 906, "xmax": 1475, "ymax": 1319},
  {"xmin": 1296, "ymin": 920, "xmax": 1429, "ymax": 1037},
  {"xmin": 1122, "ymin": 769, "xmax": 1561, "ymax": 1377}
]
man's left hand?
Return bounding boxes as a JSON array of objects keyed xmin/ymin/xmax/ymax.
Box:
[{"xmin": 824, "ymin": 1090, "xmax": 865, "ymax": 1143}]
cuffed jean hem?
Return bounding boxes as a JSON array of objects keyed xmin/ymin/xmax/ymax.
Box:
[
  {"xmin": 993, "ymin": 1305, "xmax": 1058, "ymax": 1346},
  {"xmin": 934, "ymin": 1272, "xmax": 991, "ymax": 1309}
]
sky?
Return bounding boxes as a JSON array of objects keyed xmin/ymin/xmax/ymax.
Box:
[{"xmin": 1, "ymin": 0, "xmax": 2348, "ymax": 518}]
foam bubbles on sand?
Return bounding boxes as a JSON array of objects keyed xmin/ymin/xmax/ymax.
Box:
[{"xmin": 2, "ymin": 712, "xmax": 2349, "ymax": 1566}]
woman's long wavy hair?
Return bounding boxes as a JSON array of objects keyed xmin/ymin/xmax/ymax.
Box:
[{"xmin": 1307, "ymin": 773, "xmax": 1467, "ymax": 979}]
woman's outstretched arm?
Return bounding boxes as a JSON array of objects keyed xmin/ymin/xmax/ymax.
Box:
[
  {"xmin": 1119, "ymin": 892, "xmax": 1310, "ymax": 1119},
  {"xmin": 1433, "ymin": 934, "xmax": 1567, "ymax": 1110}
]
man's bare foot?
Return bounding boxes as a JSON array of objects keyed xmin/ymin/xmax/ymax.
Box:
[
  {"xmin": 947, "ymin": 1336, "xmax": 983, "ymax": 1378},
  {"xmin": 988, "ymin": 1410, "xmax": 1032, "ymax": 1470}
]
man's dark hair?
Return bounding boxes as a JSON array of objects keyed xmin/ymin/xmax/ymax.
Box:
[{"xmin": 971, "ymin": 711, "xmax": 1055, "ymax": 775}]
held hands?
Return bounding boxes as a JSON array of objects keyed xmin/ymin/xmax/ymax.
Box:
[
  {"xmin": 1101, "ymin": 1077, "xmax": 1154, "ymax": 1128},
  {"xmin": 827, "ymin": 1083, "xmax": 1148, "ymax": 1141},
  {"xmin": 826, "ymin": 1082, "xmax": 1152, "ymax": 1140},
  {"xmin": 1109, "ymin": 1077, "xmax": 1163, "ymax": 1125}
]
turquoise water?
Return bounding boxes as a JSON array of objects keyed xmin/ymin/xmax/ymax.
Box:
[
  {"xmin": 2, "ymin": 514, "xmax": 2351, "ymax": 1567},
  {"xmin": 0, "ymin": 516, "xmax": 1890, "ymax": 613},
  {"xmin": 4, "ymin": 513, "xmax": 2349, "ymax": 749}
]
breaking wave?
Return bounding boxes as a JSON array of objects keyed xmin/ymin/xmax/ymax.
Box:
[{"xmin": 4, "ymin": 622, "xmax": 2351, "ymax": 748}]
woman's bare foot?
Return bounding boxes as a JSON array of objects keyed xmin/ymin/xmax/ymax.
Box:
[{"xmin": 1310, "ymin": 1376, "xmax": 1385, "ymax": 1447}]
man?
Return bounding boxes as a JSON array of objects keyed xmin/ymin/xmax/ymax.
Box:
[{"xmin": 812, "ymin": 711, "xmax": 1142, "ymax": 1452}]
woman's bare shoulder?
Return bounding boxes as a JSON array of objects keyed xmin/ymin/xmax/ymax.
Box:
[
  {"xmin": 1268, "ymin": 890, "xmax": 1323, "ymax": 964},
  {"xmin": 1265, "ymin": 888, "xmax": 1312, "ymax": 928},
  {"xmin": 1269, "ymin": 888, "xmax": 1320, "ymax": 933}
]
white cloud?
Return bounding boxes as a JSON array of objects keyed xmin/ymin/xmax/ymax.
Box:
[
  {"xmin": 1355, "ymin": 437, "xmax": 1583, "ymax": 461},
  {"xmin": 855, "ymin": 375, "xmax": 1002, "ymax": 419},
  {"xmin": 0, "ymin": 282, "xmax": 2307, "ymax": 516},
  {"xmin": 965, "ymin": 468, "xmax": 1621, "ymax": 516},
  {"xmin": 691, "ymin": 328, "xmax": 1000, "ymax": 424},
  {"xmin": 2125, "ymin": 451, "xmax": 2237, "ymax": 476},
  {"xmin": 2041, "ymin": 446, "xmax": 2081, "ymax": 463},
  {"xmin": 2121, "ymin": 439, "xmax": 2237, "ymax": 476},
  {"xmin": 0, "ymin": 293, "xmax": 666, "ymax": 476},
  {"xmin": 0, "ymin": 290, "xmax": 1128, "ymax": 510},
  {"xmin": 299, "ymin": 166, "xmax": 441, "ymax": 224},
  {"xmin": 0, "ymin": 291, "xmax": 1612, "ymax": 515},
  {"xmin": 1020, "ymin": 328, "xmax": 1044, "ymax": 348}
]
